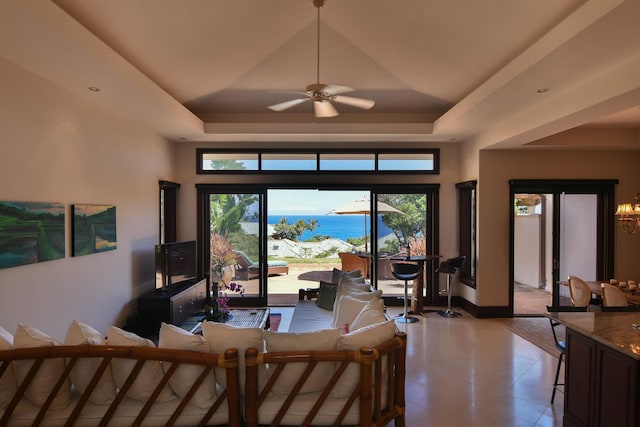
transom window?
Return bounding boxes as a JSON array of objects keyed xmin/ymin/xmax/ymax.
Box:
[{"xmin": 197, "ymin": 149, "xmax": 439, "ymax": 174}]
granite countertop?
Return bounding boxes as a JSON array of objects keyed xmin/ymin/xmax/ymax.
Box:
[{"xmin": 548, "ymin": 311, "xmax": 640, "ymax": 360}]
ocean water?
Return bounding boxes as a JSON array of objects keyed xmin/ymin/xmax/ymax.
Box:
[{"xmin": 267, "ymin": 215, "xmax": 393, "ymax": 242}]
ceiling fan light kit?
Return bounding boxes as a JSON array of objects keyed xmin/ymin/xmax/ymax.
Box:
[{"xmin": 267, "ymin": 0, "xmax": 375, "ymax": 118}]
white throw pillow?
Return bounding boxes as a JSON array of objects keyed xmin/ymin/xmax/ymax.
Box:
[
  {"xmin": 263, "ymin": 329, "xmax": 340, "ymax": 394},
  {"xmin": 13, "ymin": 323, "xmax": 71, "ymax": 409},
  {"xmin": 201, "ymin": 321, "xmax": 265, "ymax": 394},
  {"xmin": 332, "ymin": 320, "xmax": 396, "ymax": 398},
  {"xmin": 332, "ymin": 291, "xmax": 383, "ymax": 328},
  {"xmin": 337, "ymin": 275, "xmax": 369, "ymax": 289},
  {"xmin": 158, "ymin": 323, "xmax": 217, "ymax": 408},
  {"xmin": 331, "ymin": 268, "xmax": 362, "ymax": 284},
  {"xmin": 106, "ymin": 326, "xmax": 175, "ymax": 403},
  {"xmin": 350, "ymin": 298, "xmax": 388, "ymax": 331},
  {"xmin": 64, "ymin": 320, "xmax": 117, "ymax": 405},
  {"xmin": 0, "ymin": 326, "xmax": 16, "ymax": 409}
]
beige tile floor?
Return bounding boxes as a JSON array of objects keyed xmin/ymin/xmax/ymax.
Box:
[{"xmin": 272, "ymin": 306, "xmax": 564, "ymax": 427}]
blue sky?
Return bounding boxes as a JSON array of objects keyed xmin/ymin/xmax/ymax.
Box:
[{"xmin": 267, "ymin": 189, "xmax": 368, "ymax": 216}]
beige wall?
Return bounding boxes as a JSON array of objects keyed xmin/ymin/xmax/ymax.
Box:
[
  {"xmin": 477, "ymin": 147, "xmax": 640, "ymax": 307},
  {"xmin": 0, "ymin": 59, "xmax": 174, "ymax": 340}
]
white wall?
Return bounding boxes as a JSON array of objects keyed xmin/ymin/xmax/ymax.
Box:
[
  {"xmin": 559, "ymin": 194, "xmax": 597, "ymax": 281},
  {"xmin": 514, "ymin": 214, "xmax": 540, "ymax": 287},
  {"xmin": 0, "ymin": 59, "xmax": 174, "ymax": 340}
]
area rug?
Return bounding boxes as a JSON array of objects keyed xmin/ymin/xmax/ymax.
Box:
[
  {"xmin": 269, "ymin": 313, "xmax": 282, "ymax": 332},
  {"xmin": 493, "ymin": 317, "xmax": 560, "ymax": 357}
]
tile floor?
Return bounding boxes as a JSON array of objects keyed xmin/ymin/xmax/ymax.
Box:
[{"xmin": 272, "ymin": 306, "xmax": 564, "ymax": 427}]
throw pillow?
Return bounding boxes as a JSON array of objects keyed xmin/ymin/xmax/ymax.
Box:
[
  {"xmin": 331, "ymin": 268, "xmax": 362, "ymax": 284},
  {"xmin": 201, "ymin": 321, "xmax": 265, "ymax": 394},
  {"xmin": 316, "ymin": 281, "xmax": 338, "ymax": 311},
  {"xmin": 0, "ymin": 326, "xmax": 16, "ymax": 409},
  {"xmin": 350, "ymin": 298, "xmax": 388, "ymax": 331},
  {"xmin": 64, "ymin": 320, "xmax": 117, "ymax": 405},
  {"xmin": 106, "ymin": 326, "xmax": 175, "ymax": 403},
  {"xmin": 13, "ymin": 323, "xmax": 71, "ymax": 409},
  {"xmin": 263, "ymin": 328, "xmax": 341, "ymax": 394},
  {"xmin": 332, "ymin": 295, "xmax": 376, "ymax": 329},
  {"xmin": 158, "ymin": 323, "xmax": 218, "ymax": 409},
  {"xmin": 337, "ymin": 274, "xmax": 368, "ymax": 288},
  {"xmin": 332, "ymin": 289, "xmax": 382, "ymax": 327},
  {"xmin": 332, "ymin": 320, "xmax": 396, "ymax": 398}
]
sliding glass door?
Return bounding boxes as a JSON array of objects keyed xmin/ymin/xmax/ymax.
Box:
[
  {"xmin": 198, "ymin": 183, "xmax": 439, "ymax": 308},
  {"xmin": 198, "ymin": 188, "xmax": 266, "ymax": 307}
]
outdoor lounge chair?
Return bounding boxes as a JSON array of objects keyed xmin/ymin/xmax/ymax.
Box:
[{"xmin": 234, "ymin": 251, "xmax": 289, "ymax": 280}]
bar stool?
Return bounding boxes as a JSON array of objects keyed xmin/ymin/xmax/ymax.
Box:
[
  {"xmin": 436, "ymin": 256, "xmax": 466, "ymax": 318},
  {"xmin": 391, "ymin": 262, "xmax": 422, "ymax": 323}
]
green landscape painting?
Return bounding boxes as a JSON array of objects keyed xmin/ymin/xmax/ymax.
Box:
[
  {"xmin": 0, "ymin": 201, "xmax": 65, "ymax": 269},
  {"xmin": 73, "ymin": 204, "xmax": 117, "ymax": 256}
]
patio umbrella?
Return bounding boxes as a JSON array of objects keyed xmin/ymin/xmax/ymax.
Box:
[{"xmin": 330, "ymin": 198, "xmax": 404, "ymax": 252}]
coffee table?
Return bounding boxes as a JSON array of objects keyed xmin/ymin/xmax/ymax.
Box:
[
  {"xmin": 182, "ymin": 308, "xmax": 270, "ymax": 334},
  {"xmin": 224, "ymin": 308, "xmax": 270, "ymax": 329}
]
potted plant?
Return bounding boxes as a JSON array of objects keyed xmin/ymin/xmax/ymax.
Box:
[{"xmin": 209, "ymin": 232, "xmax": 236, "ymax": 285}]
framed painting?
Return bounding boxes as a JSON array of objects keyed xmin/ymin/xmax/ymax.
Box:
[
  {"xmin": 0, "ymin": 201, "xmax": 65, "ymax": 269},
  {"xmin": 72, "ymin": 204, "xmax": 117, "ymax": 256}
]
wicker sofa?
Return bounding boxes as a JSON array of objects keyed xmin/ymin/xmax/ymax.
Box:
[{"xmin": 0, "ymin": 271, "xmax": 406, "ymax": 426}]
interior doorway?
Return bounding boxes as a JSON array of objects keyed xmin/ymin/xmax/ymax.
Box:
[{"xmin": 510, "ymin": 180, "xmax": 617, "ymax": 316}]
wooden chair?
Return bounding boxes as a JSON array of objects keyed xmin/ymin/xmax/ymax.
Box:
[
  {"xmin": 568, "ymin": 276, "xmax": 592, "ymax": 309},
  {"xmin": 338, "ymin": 252, "xmax": 368, "ymax": 277},
  {"xmin": 601, "ymin": 283, "xmax": 629, "ymax": 307}
]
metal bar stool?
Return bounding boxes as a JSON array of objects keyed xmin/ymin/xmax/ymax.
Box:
[
  {"xmin": 436, "ymin": 256, "xmax": 466, "ymax": 318},
  {"xmin": 391, "ymin": 262, "xmax": 422, "ymax": 323}
]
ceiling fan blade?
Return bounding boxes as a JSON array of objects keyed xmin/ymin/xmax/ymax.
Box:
[
  {"xmin": 322, "ymin": 84, "xmax": 354, "ymax": 95},
  {"xmin": 314, "ymin": 100, "xmax": 339, "ymax": 118},
  {"xmin": 268, "ymin": 98, "xmax": 310, "ymax": 112},
  {"xmin": 333, "ymin": 95, "xmax": 375, "ymax": 110}
]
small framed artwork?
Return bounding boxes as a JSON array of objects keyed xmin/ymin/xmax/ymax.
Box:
[
  {"xmin": 72, "ymin": 204, "xmax": 117, "ymax": 256},
  {"xmin": 0, "ymin": 201, "xmax": 65, "ymax": 269}
]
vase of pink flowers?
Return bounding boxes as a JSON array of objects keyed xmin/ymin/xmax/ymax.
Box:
[{"xmin": 204, "ymin": 281, "xmax": 245, "ymax": 322}]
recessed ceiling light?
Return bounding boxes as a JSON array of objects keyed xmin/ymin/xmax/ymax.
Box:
[
  {"xmin": 537, "ymin": 88, "xmax": 549, "ymax": 93},
  {"xmin": 88, "ymin": 86, "xmax": 100, "ymax": 92}
]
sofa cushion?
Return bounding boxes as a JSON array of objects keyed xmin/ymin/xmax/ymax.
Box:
[
  {"xmin": 316, "ymin": 281, "xmax": 338, "ymax": 311},
  {"xmin": 332, "ymin": 320, "xmax": 396, "ymax": 398},
  {"xmin": 158, "ymin": 323, "xmax": 217, "ymax": 409},
  {"xmin": 13, "ymin": 323, "xmax": 71, "ymax": 409},
  {"xmin": 64, "ymin": 320, "xmax": 117, "ymax": 405},
  {"xmin": 0, "ymin": 326, "xmax": 16, "ymax": 409},
  {"xmin": 350, "ymin": 298, "xmax": 388, "ymax": 331},
  {"xmin": 289, "ymin": 300, "xmax": 334, "ymax": 333},
  {"xmin": 107, "ymin": 326, "xmax": 175, "ymax": 403},
  {"xmin": 201, "ymin": 321, "xmax": 265, "ymax": 394},
  {"xmin": 263, "ymin": 328, "xmax": 341, "ymax": 394}
]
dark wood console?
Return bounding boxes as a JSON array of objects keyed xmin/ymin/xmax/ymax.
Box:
[
  {"xmin": 136, "ymin": 279, "xmax": 207, "ymax": 336},
  {"xmin": 549, "ymin": 312, "xmax": 640, "ymax": 427}
]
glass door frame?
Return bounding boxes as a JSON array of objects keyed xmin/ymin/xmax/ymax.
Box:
[
  {"xmin": 509, "ymin": 179, "xmax": 617, "ymax": 312},
  {"xmin": 197, "ymin": 185, "xmax": 268, "ymax": 307},
  {"xmin": 197, "ymin": 182, "xmax": 440, "ymax": 307}
]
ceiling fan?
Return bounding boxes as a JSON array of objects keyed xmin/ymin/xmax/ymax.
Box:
[{"xmin": 267, "ymin": 0, "xmax": 375, "ymax": 118}]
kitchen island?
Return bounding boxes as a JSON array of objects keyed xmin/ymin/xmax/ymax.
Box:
[{"xmin": 548, "ymin": 311, "xmax": 640, "ymax": 427}]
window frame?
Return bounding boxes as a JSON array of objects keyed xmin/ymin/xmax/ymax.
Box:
[
  {"xmin": 196, "ymin": 148, "xmax": 440, "ymax": 174},
  {"xmin": 456, "ymin": 180, "xmax": 476, "ymax": 288}
]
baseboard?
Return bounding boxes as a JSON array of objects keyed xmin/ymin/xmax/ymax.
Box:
[{"xmin": 453, "ymin": 297, "xmax": 511, "ymax": 318}]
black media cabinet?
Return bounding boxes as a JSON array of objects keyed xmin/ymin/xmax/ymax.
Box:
[{"xmin": 136, "ymin": 278, "xmax": 207, "ymax": 336}]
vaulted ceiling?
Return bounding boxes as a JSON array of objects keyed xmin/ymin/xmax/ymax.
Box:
[{"xmin": 2, "ymin": 0, "xmax": 639, "ymax": 147}]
